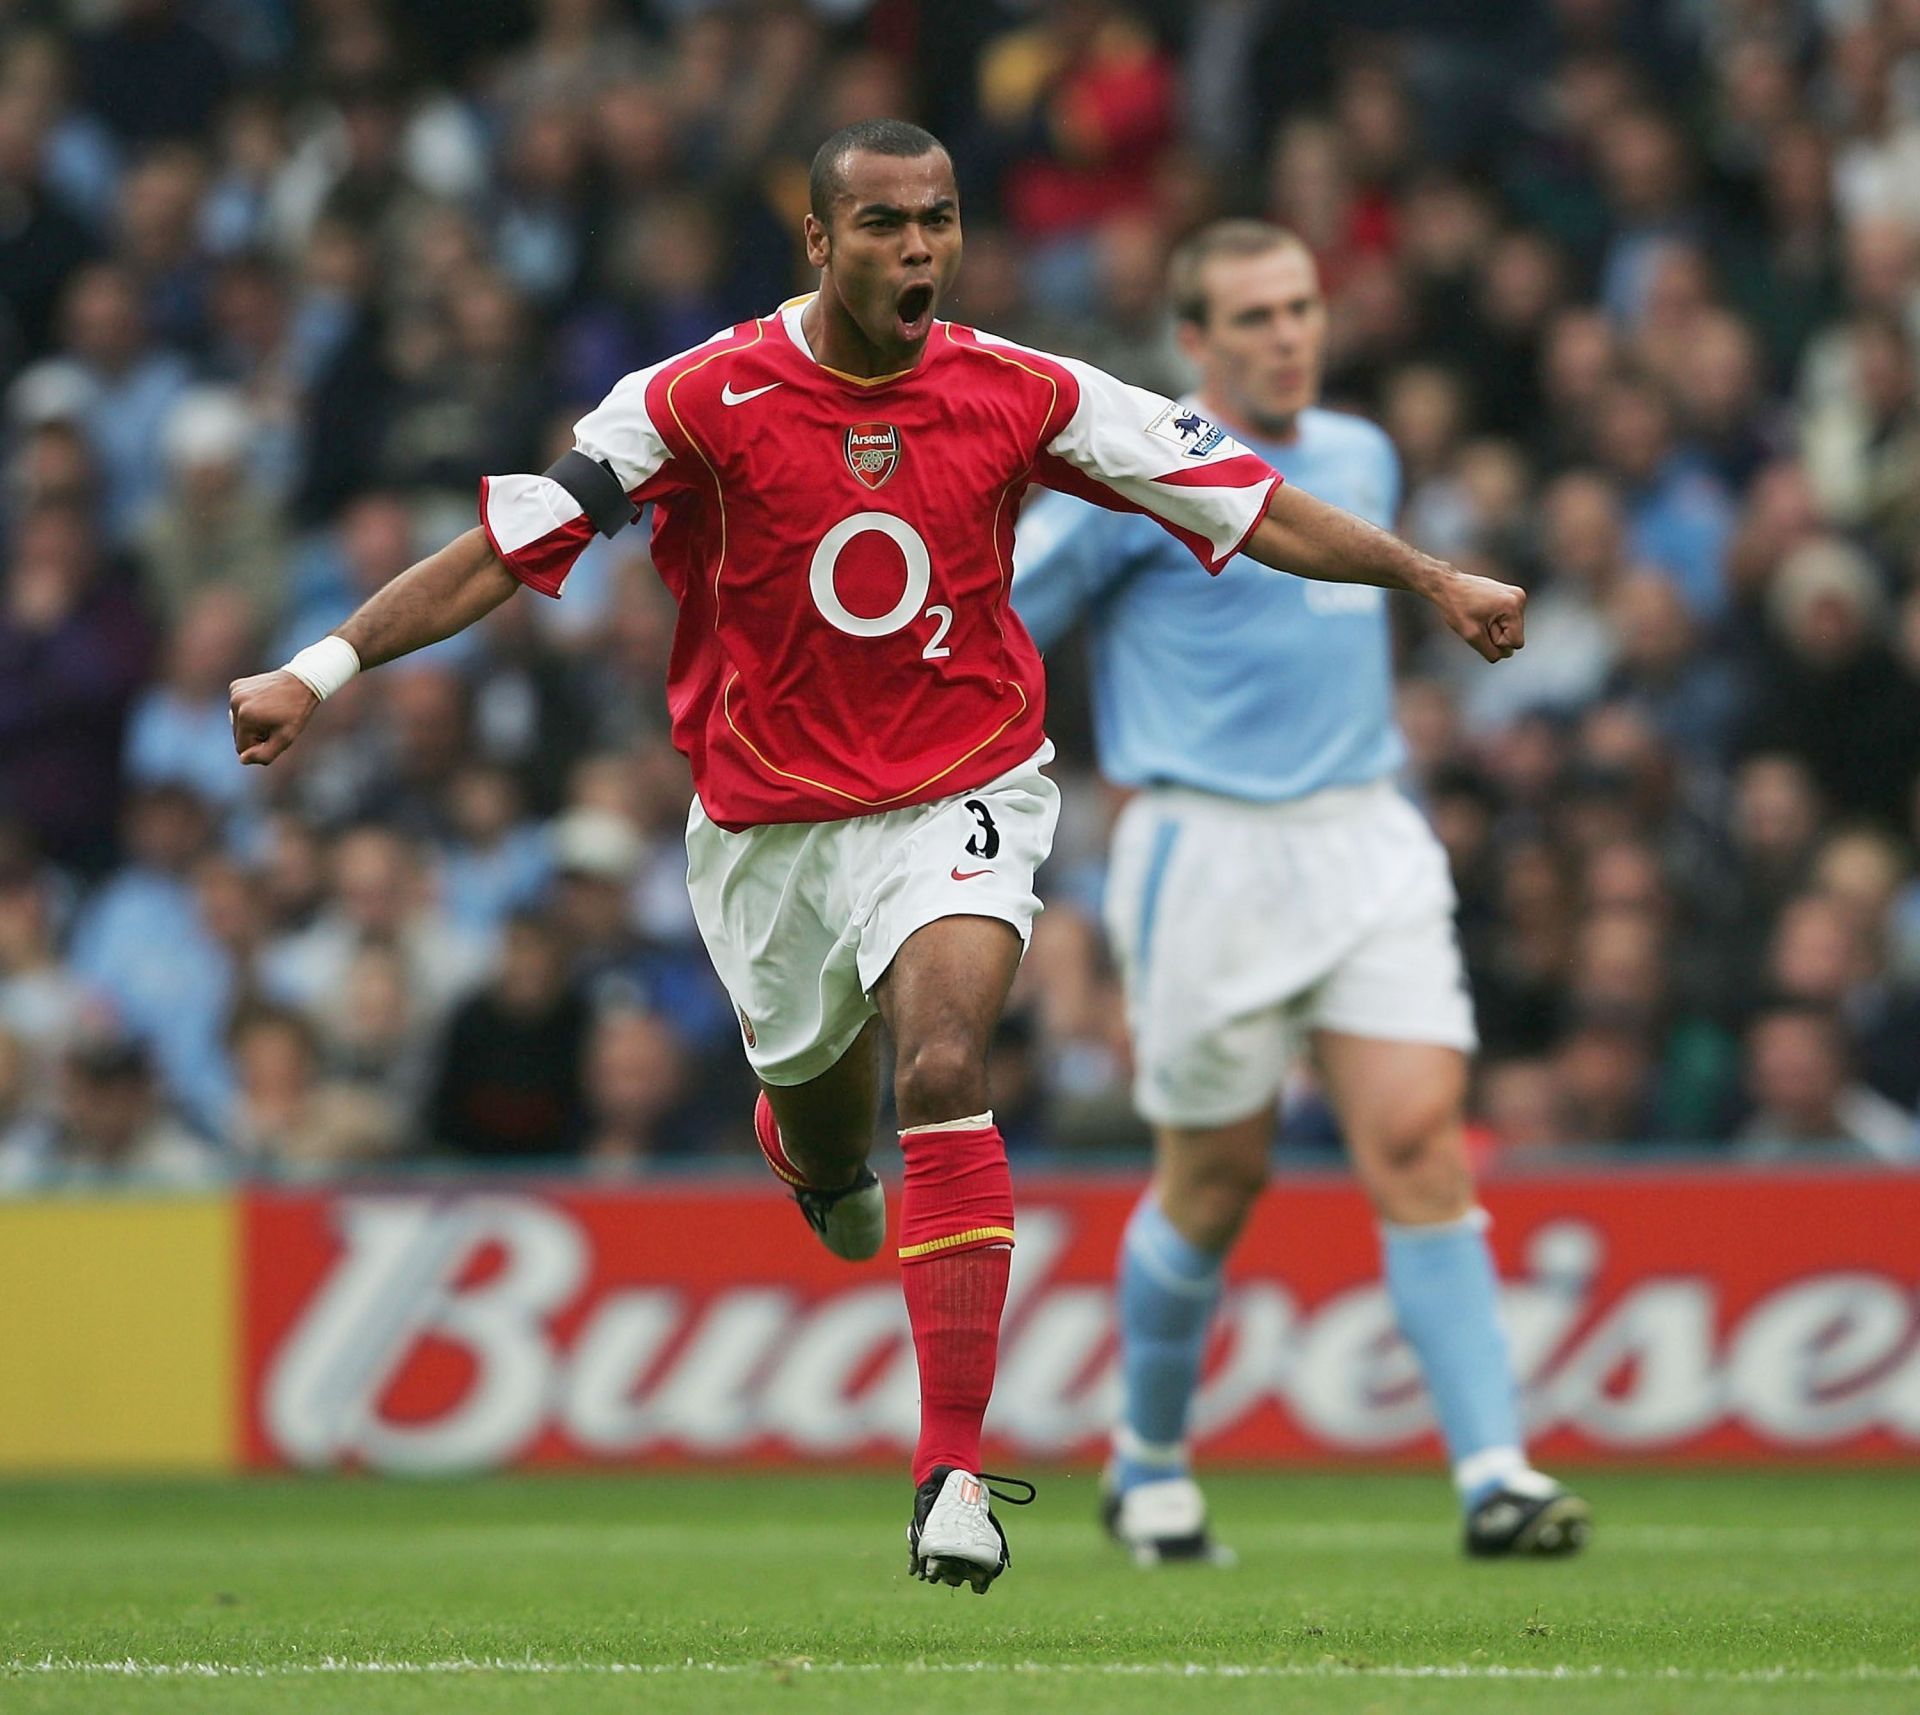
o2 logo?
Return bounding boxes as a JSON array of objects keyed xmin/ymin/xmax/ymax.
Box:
[{"xmin": 809, "ymin": 511, "xmax": 952, "ymax": 660}]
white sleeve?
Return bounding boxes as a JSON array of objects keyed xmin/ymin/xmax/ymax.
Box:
[
  {"xmin": 1035, "ymin": 357, "xmax": 1280, "ymax": 573},
  {"xmin": 478, "ymin": 357, "xmax": 679, "ymax": 597}
]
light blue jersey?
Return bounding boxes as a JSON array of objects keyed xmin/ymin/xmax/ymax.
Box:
[{"xmin": 1014, "ymin": 405, "xmax": 1404, "ymax": 802}]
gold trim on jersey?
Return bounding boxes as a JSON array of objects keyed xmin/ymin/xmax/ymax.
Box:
[{"xmin": 721, "ymin": 671, "xmax": 1031, "ymax": 810}]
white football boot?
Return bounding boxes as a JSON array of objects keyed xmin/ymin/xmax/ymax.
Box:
[
  {"xmin": 793, "ymin": 1170, "xmax": 887, "ymax": 1262},
  {"xmin": 907, "ymin": 1467, "xmax": 1031, "ymax": 1593},
  {"xmin": 1101, "ymin": 1471, "xmax": 1237, "ymax": 1568},
  {"xmin": 754, "ymin": 1092, "xmax": 886, "ymax": 1262}
]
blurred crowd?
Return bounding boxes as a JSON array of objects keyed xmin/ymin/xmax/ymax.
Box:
[{"xmin": 3, "ymin": 0, "xmax": 1919, "ymax": 1185}]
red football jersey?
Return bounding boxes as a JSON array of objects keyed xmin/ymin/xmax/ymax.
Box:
[{"xmin": 480, "ymin": 298, "xmax": 1280, "ymax": 828}]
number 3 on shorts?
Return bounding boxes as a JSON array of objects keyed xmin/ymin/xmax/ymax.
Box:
[{"xmin": 963, "ymin": 798, "xmax": 1000, "ymax": 860}]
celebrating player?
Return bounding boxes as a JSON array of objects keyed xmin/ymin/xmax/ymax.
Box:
[
  {"xmin": 1012, "ymin": 221, "xmax": 1588, "ymax": 1562},
  {"xmin": 231, "ymin": 126, "xmax": 1527, "ymax": 1592}
]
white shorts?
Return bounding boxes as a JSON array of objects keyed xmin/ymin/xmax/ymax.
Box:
[
  {"xmin": 1102, "ymin": 779, "xmax": 1477, "ymax": 1128},
  {"xmin": 686, "ymin": 744, "xmax": 1060, "ymax": 1086}
]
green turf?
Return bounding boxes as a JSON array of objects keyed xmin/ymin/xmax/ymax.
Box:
[{"xmin": 1, "ymin": 1469, "xmax": 1915, "ymax": 1713}]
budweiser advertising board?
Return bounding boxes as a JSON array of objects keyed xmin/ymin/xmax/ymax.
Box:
[{"xmin": 241, "ymin": 1171, "xmax": 1920, "ymax": 1472}]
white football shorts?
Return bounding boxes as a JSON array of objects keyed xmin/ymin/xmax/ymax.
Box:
[
  {"xmin": 686, "ymin": 742, "xmax": 1060, "ymax": 1086},
  {"xmin": 1102, "ymin": 778, "xmax": 1477, "ymax": 1128}
]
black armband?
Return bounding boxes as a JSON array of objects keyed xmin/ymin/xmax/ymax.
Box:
[{"xmin": 543, "ymin": 449, "xmax": 639, "ymax": 540}]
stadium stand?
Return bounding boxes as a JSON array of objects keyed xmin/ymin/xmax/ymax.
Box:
[{"xmin": 1, "ymin": 0, "xmax": 1918, "ymax": 1179}]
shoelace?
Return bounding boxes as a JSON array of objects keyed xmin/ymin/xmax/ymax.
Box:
[{"xmin": 977, "ymin": 1471, "xmax": 1036, "ymax": 1508}]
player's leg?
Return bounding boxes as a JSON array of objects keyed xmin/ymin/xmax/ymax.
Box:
[
  {"xmin": 873, "ymin": 913, "xmax": 1027, "ymax": 1591},
  {"xmin": 1314, "ymin": 1028, "xmax": 1590, "ymax": 1556},
  {"xmin": 683, "ymin": 803, "xmax": 891, "ymax": 1261},
  {"xmin": 1308, "ymin": 784, "xmax": 1588, "ymax": 1555},
  {"xmin": 1097, "ymin": 792, "xmax": 1295, "ymax": 1565},
  {"xmin": 1103, "ymin": 1107, "xmax": 1270, "ymax": 1566},
  {"xmin": 753, "ymin": 1021, "xmax": 888, "ymax": 1261}
]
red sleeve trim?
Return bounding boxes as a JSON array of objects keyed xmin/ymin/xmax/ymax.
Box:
[
  {"xmin": 477, "ymin": 475, "xmax": 594, "ymax": 599},
  {"xmin": 1149, "ymin": 453, "xmax": 1280, "ymax": 492}
]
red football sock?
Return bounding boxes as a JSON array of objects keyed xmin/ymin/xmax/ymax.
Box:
[
  {"xmin": 754, "ymin": 1090, "xmax": 814, "ymax": 1189},
  {"xmin": 898, "ymin": 1120, "xmax": 1014, "ymax": 1486}
]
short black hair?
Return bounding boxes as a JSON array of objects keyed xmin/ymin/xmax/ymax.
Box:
[{"xmin": 808, "ymin": 118, "xmax": 947, "ymax": 224}]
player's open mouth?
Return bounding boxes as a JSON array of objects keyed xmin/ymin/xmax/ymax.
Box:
[{"xmin": 895, "ymin": 282, "xmax": 935, "ymax": 340}]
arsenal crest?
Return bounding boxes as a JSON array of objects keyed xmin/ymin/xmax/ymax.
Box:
[{"xmin": 845, "ymin": 422, "xmax": 900, "ymax": 489}]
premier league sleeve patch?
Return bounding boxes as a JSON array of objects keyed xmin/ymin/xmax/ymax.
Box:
[{"xmin": 1145, "ymin": 403, "xmax": 1228, "ymax": 458}]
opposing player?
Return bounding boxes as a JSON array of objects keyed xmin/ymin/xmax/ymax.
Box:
[
  {"xmin": 1013, "ymin": 220, "xmax": 1588, "ymax": 1562},
  {"xmin": 231, "ymin": 127, "xmax": 1527, "ymax": 1592}
]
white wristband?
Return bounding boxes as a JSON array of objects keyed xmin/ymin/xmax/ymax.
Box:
[{"xmin": 282, "ymin": 636, "xmax": 362, "ymax": 701}]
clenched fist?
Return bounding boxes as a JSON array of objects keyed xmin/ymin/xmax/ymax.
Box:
[
  {"xmin": 1435, "ymin": 568, "xmax": 1527, "ymax": 663},
  {"xmin": 229, "ymin": 670, "xmax": 319, "ymax": 766}
]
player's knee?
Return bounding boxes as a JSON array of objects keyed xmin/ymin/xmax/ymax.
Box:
[
  {"xmin": 893, "ymin": 1035, "xmax": 990, "ymax": 1129},
  {"xmin": 1359, "ymin": 1104, "xmax": 1473, "ymax": 1223},
  {"xmin": 1166, "ymin": 1150, "xmax": 1268, "ymax": 1250}
]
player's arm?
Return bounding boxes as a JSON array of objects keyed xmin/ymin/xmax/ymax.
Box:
[
  {"xmin": 228, "ymin": 530, "xmax": 517, "ymax": 766},
  {"xmin": 1032, "ymin": 356, "xmax": 1523, "ymax": 665},
  {"xmin": 1010, "ymin": 493, "xmax": 1138, "ymax": 653},
  {"xmin": 1244, "ymin": 483, "xmax": 1525, "ymax": 664},
  {"xmin": 232, "ymin": 355, "xmax": 682, "ymax": 767}
]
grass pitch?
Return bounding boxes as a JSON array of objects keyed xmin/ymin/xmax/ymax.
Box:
[{"xmin": 2, "ymin": 1469, "xmax": 1916, "ymax": 1714}]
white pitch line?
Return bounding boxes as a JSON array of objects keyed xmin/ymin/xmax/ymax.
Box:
[{"xmin": 7, "ymin": 1658, "xmax": 1920, "ymax": 1686}]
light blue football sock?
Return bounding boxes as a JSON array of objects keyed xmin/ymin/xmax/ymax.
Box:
[
  {"xmin": 1381, "ymin": 1210, "xmax": 1530, "ymax": 1510},
  {"xmin": 1113, "ymin": 1193, "xmax": 1225, "ymax": 1492}
]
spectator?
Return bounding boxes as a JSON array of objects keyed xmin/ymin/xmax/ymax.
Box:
[
  {"xmin": 1735, "ymin": 1004, "xmax": 1913, "ymax": 1163},
  {"xmin": 227, "ymin": 1003, "xmax": 398, "ymax": 1170},
  {"xmin": 1454, "ymin": 470, "xmax": 1624, "ymax": 730},
  {"xmin": 0, "ymin": 856, "xmax": 99, "ymax": 1076},
  {"xmin": 439, "ymin": 764, "xmax": 552, "ymax": 940},
  {"xmin": 1474, "ymin": 1058, "xmax": 1564, "ymax": 1159},
  {"xmin": 982, "ymin": 2, "xmax": 1177, "ymax": 256},
  {"xmin": 0, "ymin": 500, "xmax": 153, "ymax": 872},
  {"xmin": 1765, "ymin": 892, "xmax": 1920, "ymax": 1111},
  {"xmin": 135, "ymin": 386, "xmax": 288, "ymax": 627},
  {"xmin": 0, "ymin": 1029, "xmax": 221, "ymax": 1191},
  {"xmin": 31, "ymin": 262, "xmax": 191, "ymax": 540},
  {"xmin": 114, "ymin": 145, "xmax": 211, "ymax": 351},
  {"xmin": 1591, "ymin": 372, "xmax": 1734, "ymax": 621},
  {"xmin": 1799, "ymin": 313, "xmax": 1920, "ymax": 564},
  {"xmin": 1741, "ymin": 537, "xmax": 1920, "ymax": 830},
  {"xmin": 263, "ymin": 824, "xmax": 489, "ymax": 1025},
  {"xmin": 426, "ymin": 911, "xmax": 589, "ymax": 1161},
  {"xmin": 123, "ymin": 582, "xmax": 257, "ymax": 810},
  {"xmin": 0, "ymin": 81, "xmax": 98, "ymax": 369},
  {"xmin": 1604, "ymin": 571, "xmax": 1742, "ymax": 762},
  {"xmin": 582, "ymin": 1003, "xmax": 694, "ymax": 1170},
  {"xmin": 314, "ymin": 942, "xmax": 431, "ymax": 1117},
  {"xmin": 1552, "ymin": 1012, "xmax": 1659, "ymax": 1148}
]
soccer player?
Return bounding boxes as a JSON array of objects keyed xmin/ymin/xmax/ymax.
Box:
[
  {"xmin": 1012, "ymin": 220, "xmax": 1590, "ymax": 1562},
  {"xmin": 230, "ymin": 126, "xmax": 1527, "ymax": 1592}
]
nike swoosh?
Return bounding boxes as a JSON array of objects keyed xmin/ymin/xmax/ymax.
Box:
[
  {"xmin": 721, "ymin": 380, "xmax": 782, "ymax": 406},
  {"xmin": 950, "ymin": 866, "xmax": 992, "ymax": 881}
]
